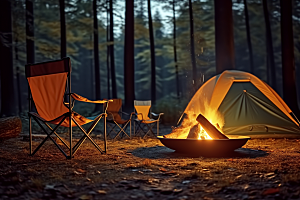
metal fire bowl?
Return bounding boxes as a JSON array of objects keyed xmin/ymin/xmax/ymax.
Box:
[{"xmin": 157, "ymin": 135, "xmax": 250, "ymax": 156}]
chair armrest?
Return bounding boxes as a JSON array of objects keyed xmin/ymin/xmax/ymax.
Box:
[
  {"xmin": 71, "ymin": 93, "xmax": 111, "ymax": 104},
  {"xmin": 134, "ymin": 112, "xmax": 144, "ymax": 121},
  {"xmin": 151, "ymin": 112, "xmax": 164, "ymax": 120},
  {"xmin": 120, "ymin": 111, "xmax": 134, "ymax": 118}
]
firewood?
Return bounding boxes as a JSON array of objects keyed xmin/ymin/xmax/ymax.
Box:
[
  {"xmin": 0, "ymin": 116, "xmax": 22, "ymax": 141},
  {"xmin": 187, "ymin": 124, "xmax": 200, "ymax": 139},
  {"xmin": 196, "ymin": 114, "xmax": 228, "ymax": 139}
]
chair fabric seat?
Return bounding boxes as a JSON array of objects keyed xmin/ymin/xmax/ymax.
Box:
[{"xmin": 29, "ymin": 111, "xmax": 96, "ymax": 127}]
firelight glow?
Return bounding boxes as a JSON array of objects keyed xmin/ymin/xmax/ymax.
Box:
[{"xmin": 198, "ymin": 121, "xmax": 213, "ymax": 140}]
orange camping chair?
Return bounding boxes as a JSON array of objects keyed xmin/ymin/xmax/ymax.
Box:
[
  {"xmin": 105, "ymin": 99, "xmax": 133, "ymax": 139},
  {"xmin": 133, "ymin": 100, "xmax": 164, "ymax": 138},
  {"xmin": 26, "ymin": 57, "xmax": 109, "ymax": 159}
]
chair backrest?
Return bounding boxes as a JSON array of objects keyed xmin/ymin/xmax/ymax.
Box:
[
  {"xmin": 25, "ymin": 58, "xmax": 71, "ymax": 121},
  {"xmin": 134, "ymin": 100, "xmax": 151, "ymax": 121},
  {"xmin": 105, "ymin": 99, "xmax": 123, "ymax": 120}
]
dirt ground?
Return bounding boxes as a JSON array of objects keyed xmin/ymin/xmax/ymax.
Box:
[{"xmin": 1, "ymin": 127, "xmax": 300, "ymax": 200}]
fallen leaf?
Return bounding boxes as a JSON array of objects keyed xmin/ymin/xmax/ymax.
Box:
[
  {"xmin": 159, "ymin": 168, "xmax": 168, "ymax": 172},
  {"xmin": 77, "ymin": 169, "xmax": 86, "ymax": 173},
  {"xmin": 97, "ymin": 190, "xmax": 107, "ymax": 194},
  {"xmin": 79, "ymin": 194, "xmax": 91, "ymax": 200},
  {"xmin": 165, "ymin": 170, "xmax": 176, "ymax": 174},
  {"xmin": 262, "ymin": 188, "xmax": 280, "ymax": 196},
  {"xmin": 173, "ymin": 188, "xmax": 183, "ymax": 193}
]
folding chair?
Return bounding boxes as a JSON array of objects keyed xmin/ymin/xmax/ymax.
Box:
[
  {"xmin": 26, "ymin": 57, "xmax": 109, "ymax": 159},
  {"xmin": 133, "ymin": 100, "xmax": 164, "ymax": 138},
  {"xmin": 105, "ymin": 99, "xmax": 133, "ymax": 139}
]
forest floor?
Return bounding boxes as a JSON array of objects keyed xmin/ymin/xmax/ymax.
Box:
[{"xmin": 1, "ymin": 126, "xmax": 300, "ymax": 200}]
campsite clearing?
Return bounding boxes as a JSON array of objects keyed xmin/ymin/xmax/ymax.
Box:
[{"xmin": 0, "ymin": 133, "xmax": 300, "ymax": 200}]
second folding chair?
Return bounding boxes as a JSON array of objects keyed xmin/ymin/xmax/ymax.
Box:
[
  {"xmin": 105, "ymin": 99, "xmax": 133, "ymax": 139},
  {"xmin": 133, "ymin": 100, "xmax": 164, "ymax": 138}
]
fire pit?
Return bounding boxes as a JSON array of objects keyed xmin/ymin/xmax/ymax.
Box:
[
  {"xmin": 159, "ymin": 114, "xmax": 250, "ymax": 156},
  {"xmin": 157, "ymin": 135, "xmax": 250, "ymax": 156}
]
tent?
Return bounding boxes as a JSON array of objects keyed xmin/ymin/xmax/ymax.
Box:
[{"xmin": 183, "ymin": 70, "xmax": 300, "ymax": 137}]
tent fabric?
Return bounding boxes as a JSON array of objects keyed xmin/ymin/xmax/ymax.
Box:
[{"xmin": 183, "ymin": 70, "xmax": 300, "ymax": 136}]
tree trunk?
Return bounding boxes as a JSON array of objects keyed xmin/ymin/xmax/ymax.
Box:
[
  {"xmin": 243, "ymin": 0, "xmax": 254, "ymax": 73},
  {"xmin": 262, "ymin": 0, "xmax": 276, "ymax": 90},
  {"xmin": 148, "ymin": 0, "xmax": 156, "ymax": 105},
  {"xmin": 280, "ymin": 0, "xmax": 300, "ymax": 117},
  {"xmin": 124, "ymin": 0, "xmax": 135, "ymax": 110},
  {"xmin": 0, "ymin": 0, "xmax": 16, "ymax": 117},
  {"xmin": 93, "ymin": 0, "xmax": 101, "ymax": 111},
  {"xmin": 110, "ymin": 0, "xmax": 117, "ymax": 99},
  {"xmin": 124, "ymin": 0, "xmax": 135, "ymax": 109},
  {"xmin": 59, "ymin": 0, "xmax": 66, "ymax": 58},
  {"xmin": 214, "ymin": 0, "xmax": 235, "ymax": 74},
  {"xmin": 25, "ymin": 0, "xmax": 35, "ymax": 115},
  {"xmin": 26, "ymin": 0, "xmax": 35, "ymax": 64},
  {"xmin": 173, "ymin": 0, "xmax": 180, "ymax": 99},
  {"xmin": 0, "ymin": 117, "xmax": 22, "ymax": 141},
  {"xmin": 106, "ymin": 2, "xmax": 111, "ymax": 99},
  {"xmin": 15, "ymin": 36, "xmax": 22, "ymax": 114},
  {"xmin": 188, "ymin": 0, "xmax": 197, "ymax": 92}
]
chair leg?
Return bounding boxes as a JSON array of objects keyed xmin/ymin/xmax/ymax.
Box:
[
  {"xmin": 104, "ymin": 115, "xmax": 107, "ymax": 153},
  {"xmin": 29, "ymin": 115, "xmax": 32, "ymax": 155},
  {"xmin": 72, "ymin": 115, "xmax": 104, "ymax": 155},
  {"xmin": 157, "ymin": 121, "xmax": 159, "ymax": 136},
  {"xmin": 69, "ymin": 114, "xmax": 72, "ymax": 159},
  {"xmin": 31, "ymin": 116, "xmax": 68, "ymax": 158}
]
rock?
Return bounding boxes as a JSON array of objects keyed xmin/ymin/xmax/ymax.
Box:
[
  {"xmin": 182, "ymin": 180, "xmax": 191, "ymax": 184},
  {"xmin": 145, "ymin": 191, "xmax": 155, "ymax": 197}
]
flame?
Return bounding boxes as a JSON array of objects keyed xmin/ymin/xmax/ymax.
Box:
[
  {"xmin": 165, "ymin": 99, "xmax": 225, "ymax": 140},
  {"xmin": 198, "ymin": 121, "xmax": 212, "ymax": 140}
]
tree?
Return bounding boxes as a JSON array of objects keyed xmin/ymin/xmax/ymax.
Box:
[
  {"xmin": 262, "ymin": 0, "xmax": 276, "ymax": 90},
  {"xmin": 243, "ymin": 0, "xmax": 254, "ymax": 73},
  {"xmin": 93, "ymin": 0, "xmax": 101, "ymax": 110},
  {"xmin": 214, "ymin": 0, "xmax": 235, "ymax": 74},
  {"xmin": 106, "ymin": 1, "xmax": 111, "ymax": 99},
  {"xmin": 280, "ymin": 0, "xmax": 300, "ymax": 117},
  {"xmin": 188, "ymin": 0, "xmax": 197, "ymax": 91},
  {"xmin": 26, "ymin": 0, "xmax": 35, "ymax": 64},
  {"xmin": 0, "ymin": 0, "xmax": 16, "ymax": 116},
  {"xmin": 124, "ymin": 0, "xmax": 135, "ymax": 109},
  {"xmin": 59, "ymin": 0, "xmax": 66, "ymax": 58},
  {"xmin": 172, "ymin": 0, "xmax": 180, "ymax": 99},
  {"xmin": 148, "ymin": 0, "xmax": 156, "ymax": 104},
  {"xmin": 109, "ymin": 0, "xmax": 117, "ymax": 98}
]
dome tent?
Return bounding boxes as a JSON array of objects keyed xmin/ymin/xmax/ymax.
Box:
[{"xmin": 183, "ymin": 70, "xmax": 300, "ymax": 137}]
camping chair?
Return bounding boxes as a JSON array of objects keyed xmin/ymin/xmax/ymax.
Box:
[
  {"xmin": 104, "ymin": 99, "xmax": 133, "ymax": 139},
  {"xmin": 26, "ymin": 57, "xmax": 109, "ymax": 159},
  {"xmin": 133, "ymin": 100, "xmax": 164, "ymax": 138}
]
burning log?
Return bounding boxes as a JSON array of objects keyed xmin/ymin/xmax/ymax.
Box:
[
  {"xmin": 187, "ymin": 124, "xmax": 200, "ymax": 139},
  {"xmin": 196, "ymin": 114, "xmax": 228, "ymax": 139}
]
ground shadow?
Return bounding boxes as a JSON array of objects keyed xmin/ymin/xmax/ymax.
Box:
[{"xmin": 131, "ymin": 145, "xmax": 268, "ymax": 159}]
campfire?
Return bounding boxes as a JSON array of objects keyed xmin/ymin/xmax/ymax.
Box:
[
  {"xmin": 163, "ymin": 101, "xmax": 228, "ymax": 140},
  {"xmin": 158, "ymin": 101, "xmax": 250, "ymax": 155}
]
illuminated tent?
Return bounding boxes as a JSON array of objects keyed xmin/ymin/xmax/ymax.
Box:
[{"xmin": 183, "ymin": 70, "xmax": 300, "ymax": 137}]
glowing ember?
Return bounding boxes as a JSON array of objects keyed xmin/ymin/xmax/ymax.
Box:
[{"xmin": 198, "ymin": 123, "xmax": 212, "ymax": 140}]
